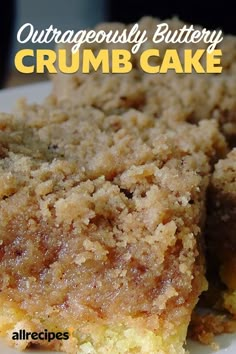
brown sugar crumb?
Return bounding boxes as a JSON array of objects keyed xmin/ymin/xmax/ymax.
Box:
[
  {"xmin": 189, "ymin": 312, "xmax": 236, "ymax": 346},
  {"xmin": 0, "ymin": 98, "xmax": 227, "ymax": 353}
]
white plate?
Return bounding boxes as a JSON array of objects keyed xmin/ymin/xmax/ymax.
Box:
[
  {"xmin": 0, "ymin": 82, "xmax": 235, "ymax": 353},
  {"xmin": 0, "ymin": 82, "xmax": 51, "ymax": 113}
]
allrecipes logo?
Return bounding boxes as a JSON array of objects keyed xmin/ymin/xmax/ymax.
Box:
[
  {"xmin": 14, "ymin": 22, "xmax": 223, "ymax": 74},
  {"xmin": 12, "ymin": 329, "xmax": 69, "ymax": 342}
]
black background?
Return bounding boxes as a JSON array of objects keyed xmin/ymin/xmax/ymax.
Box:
[
  {"xmin": 0, "ymin": 0, "xmax": 15, "ymax": 88},
  {"xmin": 108, "ymin": 1, "xmax": 236, "ymax": 35}
]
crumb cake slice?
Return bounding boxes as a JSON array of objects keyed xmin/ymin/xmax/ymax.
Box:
[
  {"xmin": 0, "ymin": 98, "xmax": 226, "ymax": 354},
  {"xmin": 207, "ymin": 149, "xmax": 236, "ymax": 315},
  {"xmin": 51, "ymin": 17, "xmax": 236, "ymax": 146}
]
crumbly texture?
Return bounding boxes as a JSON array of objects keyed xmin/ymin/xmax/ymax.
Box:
[
  {"xmin": 189, "ymin": 312, "xmax": 236, "ymax": 346},
  {"xmin": 52, "ymin": 17, "xmax": 236, "ymax": 146},
  {"xmin": 206, "ymin": 149, "xmax": 236, "ymax": 315},
  {"xmin": 0, "ymin": 97, "xmax": 227, "ymax": 353}
]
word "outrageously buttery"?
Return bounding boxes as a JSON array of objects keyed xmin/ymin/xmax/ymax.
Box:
[{"xmin": 15, "ymin": 22, "xmax": 224, "ymax": 74}]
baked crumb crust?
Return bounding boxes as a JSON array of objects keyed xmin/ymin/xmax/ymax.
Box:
[
  {"xmin": 0, "ymin": 97, "xmax": 227, "ymax": 353},
  {"xmin": 51, "ymin": 18, "xmax": 236, "ymax": 343},
  {"xmin": 189, "ymin": 312, "xmax": 236, "ymax": 346}
]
